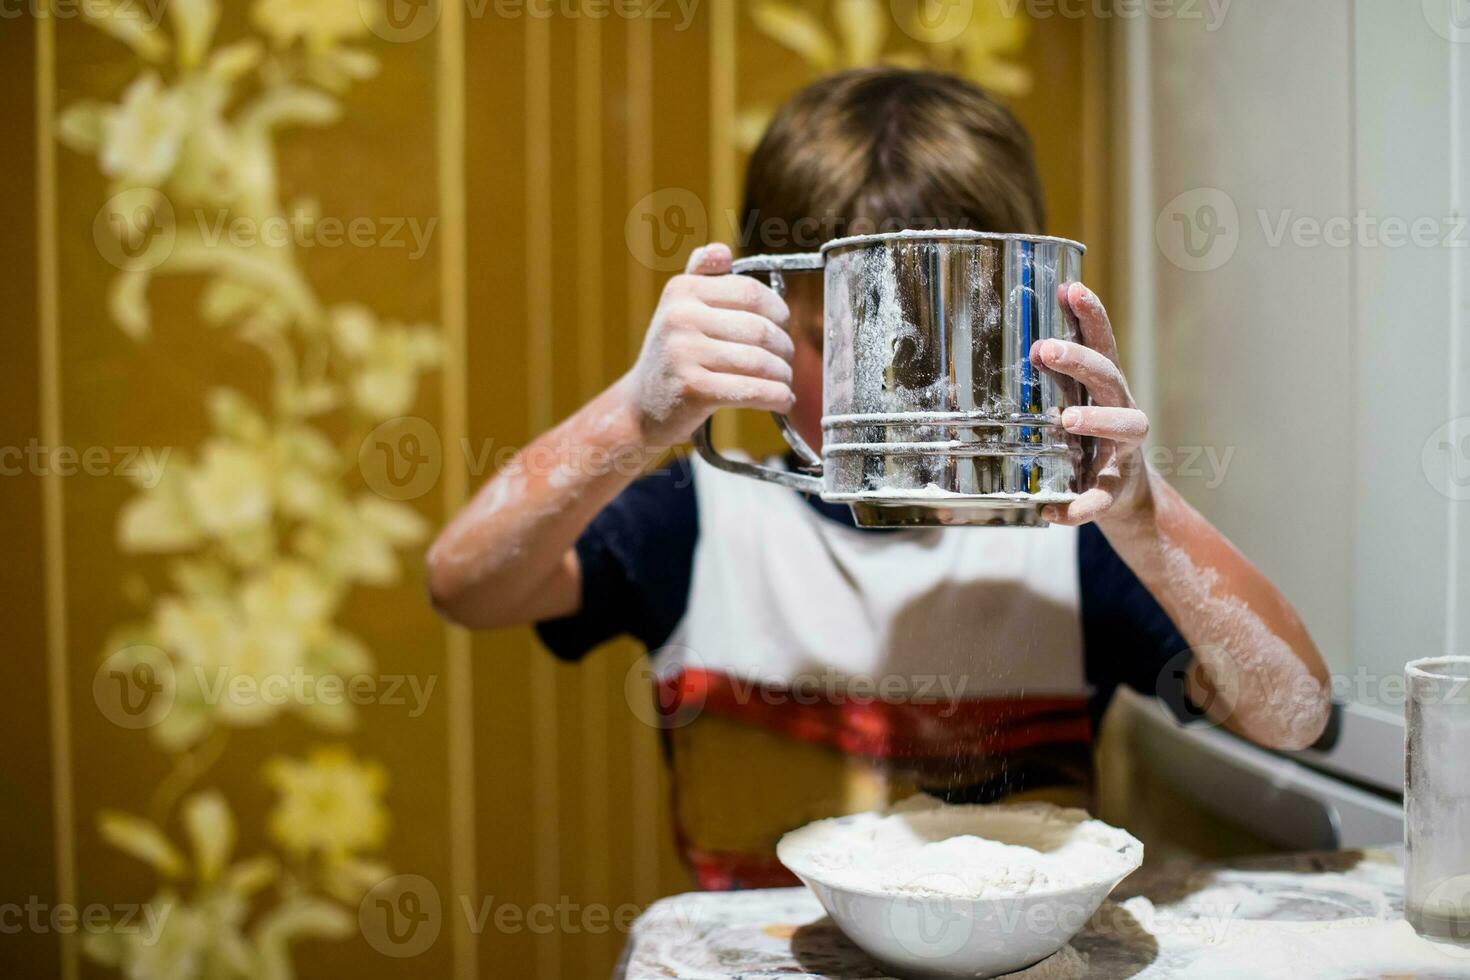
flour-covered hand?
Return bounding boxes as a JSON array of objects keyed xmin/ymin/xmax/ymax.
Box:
[
  {"xmin": 621, "ymin": 242, "xmax": 796, "ymax": 449},
  {"xmin": 1029, "ymin": 283, "xmax": 1152, "ymax": 527}
]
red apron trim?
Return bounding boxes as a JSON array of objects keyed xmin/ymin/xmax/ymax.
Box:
[
  {"xmin": 656, "ymin": 667, "xmax": 1092, "ymax": 759},
  {"xmin": 683, "ymin": 847, "xmax": 801, "ymax": 892}
]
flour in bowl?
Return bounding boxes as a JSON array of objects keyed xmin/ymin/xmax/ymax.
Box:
[{"xmin": 779, "ymin": 796, "xmax": 1140, "ymax": 900}]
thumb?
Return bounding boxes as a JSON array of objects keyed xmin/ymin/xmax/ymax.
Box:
[{"xmin": 684, "ymin": 242, "xmax": 733, "ymax": 275}]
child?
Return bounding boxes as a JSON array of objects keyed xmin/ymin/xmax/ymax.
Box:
[{"xmin": 428, "ymin": 68, "xmax": 1330, "ymax": 890}]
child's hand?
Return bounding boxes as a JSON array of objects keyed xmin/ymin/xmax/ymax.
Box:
[
  {"xmin": 623, "ymin": 242, "xmax": 796, "ymax": 448},
  {"xmin": 1031, "ymin": 283, "xmax": 1153, "ymax": 527}
]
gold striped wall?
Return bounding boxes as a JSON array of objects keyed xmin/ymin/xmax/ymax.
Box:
[{"xmin": 3, "ymin": 4, "xmax": 1113, "ymax": 977}]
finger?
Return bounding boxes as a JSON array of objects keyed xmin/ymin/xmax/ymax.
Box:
[
  {"xmin": 688, "ymin": 274, "xmax": 790, "ymax": 328},
  {"xmin": 1051, "ymin": 368, "xmax": 1085, "ymax": 414},
  {"xmin": 1064, "ymin": 282, "xmax": 1120, "ymax": 363},
  {"xmin": 1042, "ymin": 487, "xmax": 1114, "ymax": 526},
  {"xmin": 697, "ymin": 372, "xmax": 795, "ymax": 414},
  {"xmin": 696, "ymin": 337, "xmax": 794, "ymax": 385},
  {"xmin": 685, "ymin": 242, "xmax": 733, "ymax": 275},
  {"xmin": 1057, "ymin": 282, "xmax": 1081, "ymax": 341},
  {"xmin": 1033, "ymin": 339, "xmax": 1130, "ymax": 407},
  {"xmin": 698, "ymin": 308, "xmax": 795, "ymax": 362},
  {"xmin": 1060, "ymin": 406, "xmax": 1149, "ymax": 445}
]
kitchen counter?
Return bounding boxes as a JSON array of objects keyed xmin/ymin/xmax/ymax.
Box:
[{"xmin": 618, "ymin": 849, "xmax": 1470, "ymax": 978}]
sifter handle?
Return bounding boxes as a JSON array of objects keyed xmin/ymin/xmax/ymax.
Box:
[{"xmin": 691, "ymin": 252, "xmax": 824, "ymax": 491}]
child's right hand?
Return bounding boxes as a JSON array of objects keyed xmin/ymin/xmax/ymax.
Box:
[{"xmin": 622, "ymin": 242, "xmax": 797, "ymax": 448}]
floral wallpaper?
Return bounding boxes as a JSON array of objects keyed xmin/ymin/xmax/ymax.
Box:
[
  {"xmin": 56, "ymin": 0, "xmax": 437, "ymax": 975},
  {"xmin": 17, "ymin": 2, "xmax": 1089, "ymax": 977},
  {"xmin": 739, "ymin": 0, "xmax": 1033, "ymax": 146}
]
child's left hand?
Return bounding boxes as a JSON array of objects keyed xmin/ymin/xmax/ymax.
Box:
[{"xmin": 1029, "ymin": 282, "xmax": 1152, "ymax": 528}]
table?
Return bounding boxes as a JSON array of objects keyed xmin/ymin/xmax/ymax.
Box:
[{"xmin": 618, "ymin": 849, "xmax": 1470, "ymax": 978}]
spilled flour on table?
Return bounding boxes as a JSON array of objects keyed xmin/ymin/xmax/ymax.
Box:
[{"xmin": 1104, "ymin": 890, "xmax": 1470, "ymax": 980}]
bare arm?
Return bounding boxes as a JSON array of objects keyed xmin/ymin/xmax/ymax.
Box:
[
  {"xmin": 426, "ymin": 243, "xmax": 794, "ymax": 629},
  {"xmin": 425, "ymin": 381, "xmax": 653, "ymax": 628},
  {"xmin": 1035, "ymin": 283, "xmax": 1331, "ymax": 751}
]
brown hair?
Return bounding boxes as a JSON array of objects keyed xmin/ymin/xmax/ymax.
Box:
[{"xmin": 739, "ymin": 68, "xmax": 1045, "ymax": 255}]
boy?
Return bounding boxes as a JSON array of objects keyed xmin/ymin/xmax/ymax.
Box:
[{"xmin": 428, "ymin": 69, "xmax": 1330, "ymax": 889}]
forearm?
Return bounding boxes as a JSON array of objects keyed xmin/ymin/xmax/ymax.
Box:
[
  {"xmin": 426, "ymin": 242, "xmax": 794, "ymax": 630},
  {"xmin": 426, "ymin": 376, "xmax": 660, "ymax": 627},
  {"xmin": 1096, "ymin": 469, "xmax": 1331, "ymax": 750}
]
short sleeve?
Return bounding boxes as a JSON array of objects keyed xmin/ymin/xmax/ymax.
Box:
[
  {"xmin": 534, "ymin": 455, "xmax": 698, "ymax": 661},
  {"xmin": 1079, "ymin": 523, "xmax": 1197, "ymax": 727}
]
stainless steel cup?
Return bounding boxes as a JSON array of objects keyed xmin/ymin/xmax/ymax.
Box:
[{"xmin": 694, "ymin": 230, "xmax": 1091, "ymax": 527}]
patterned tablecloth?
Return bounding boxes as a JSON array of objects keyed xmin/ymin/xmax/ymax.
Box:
[{"xmin": 617, "ymin": 850, "xmax": 1470, "ymax": 979}]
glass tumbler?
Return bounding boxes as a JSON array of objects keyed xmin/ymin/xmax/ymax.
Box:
[{"xmin": 1406, "ymin": 655, "xmax": 1470, "ymax": 942}]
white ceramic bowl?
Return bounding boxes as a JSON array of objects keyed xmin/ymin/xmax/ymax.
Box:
[{"xmin": 777, "ymin": 799, "xmax": 1143, "ymax": 979}]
